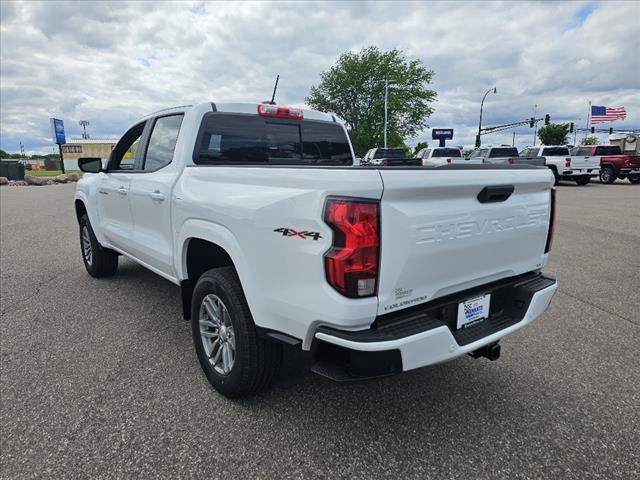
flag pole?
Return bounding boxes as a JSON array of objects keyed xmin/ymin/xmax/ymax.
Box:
[{"xmin": 585, "ymin": 101, "xmax": 591, "ymax": 140}]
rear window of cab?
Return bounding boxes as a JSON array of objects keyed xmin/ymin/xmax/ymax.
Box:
[{"xmin": 195, "ymin": 113, "xmax": 353, "ymax": 165}]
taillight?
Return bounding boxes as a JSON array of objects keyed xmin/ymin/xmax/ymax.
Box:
[
  {"xmin": 257, "ymin": 104, "xmax": 303, "ymax": 119},
  {"xmin": 324, "ymin": 198, "xmax": 380, "ymax": 298},
  {"xmin": 446, "ymin": 158, "xmax": 452, "ymax": 163},
  {"xmin": 565, "ymin": 158, "xmax": 571, "ymax": 167},
  {"xmin": 382, "ymin": 159, "xmax": 389, "ymax": 166},
  {"xmin": 507, "ymin": 158, "xmax": 514, "ymax": 164},
  {"xmin": 544, "ymin": 158, "xmax": 547, "ymax": 166},
  {"xmin": 545, "ymin": 189, "xmax": 556, "ymax": 253}
]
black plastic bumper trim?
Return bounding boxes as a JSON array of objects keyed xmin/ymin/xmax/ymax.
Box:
[{"xmin": 316, "ymin": 272, "xmax": 556, "ymax": 346}]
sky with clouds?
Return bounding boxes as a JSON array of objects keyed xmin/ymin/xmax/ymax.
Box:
[{"xmin": 1, "ymin": 0, "xmax": 638, "ymax": 154}]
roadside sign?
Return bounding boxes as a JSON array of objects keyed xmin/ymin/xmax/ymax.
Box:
[
  {"xmin": 432, "ymin": 128, "xmax": 454, "ymax": 140},
  {"xmin": 432, "ymin": 128, "xmax": 454, "ymax": 147},
  {"xmin": 50, "ymin": 118, "xmax": 66, "ymax": 144}
]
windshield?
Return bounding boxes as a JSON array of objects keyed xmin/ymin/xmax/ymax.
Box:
[
  {"xmin": 542, "ymin": 147, "xmax": 570, "ymax": 156},
  {"xmin": 195, "ymin": 114, "xmax": 353, "ymax": 165},
  {"xmin": 489, "ymin": 148, "xmax": 519, "ymax": 158},
  {"xmin": 432, "ymin": 148, "xmax": 462, "ymax": 158},
  {"xmin": 595, "ymin": 146, "xmax": 621, "ymax": 155},
  {"xmin": 373, "ymin": 148, "xmax": 407, "ymax": 159}
]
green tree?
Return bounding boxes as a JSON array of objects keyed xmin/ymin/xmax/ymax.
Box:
[
  {"xmin": 580, "ymin": 135, "xmax": 598, "ymax": 145},
  {"xmin": 0, "ymin": 149, "xmax": 8, "ymax": 158},
  {"xmin": 537, "ymin": 123, "xmax": 571, "ymax": 145},
  {"xmin": 413, "ymin": 141, "xmax": 429, "ymax": 156},
  {"xmin": 306, "ymin": 46, "xmax": 436, "ymax": 156}
]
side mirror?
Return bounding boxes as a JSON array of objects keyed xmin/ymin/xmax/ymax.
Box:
[{"xmin": 78, "ymin": 157, "xmax": 103, "ymax": 173}]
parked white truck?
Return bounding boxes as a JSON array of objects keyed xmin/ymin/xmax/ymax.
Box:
[
  {"xmin": 415, "ymin": 147, "xmax": 482, "ymax": 166},
  {"xmin": 521, "ymin": 145, "xmax": 599, "ymax": 185},
  {"xmin": 74, "ymin": 102, "xmax": 558, "ymax": 398}
]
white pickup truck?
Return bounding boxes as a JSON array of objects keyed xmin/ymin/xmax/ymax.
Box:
[
  {"xmin": 74, "ymin": 102, "xmax": 558, "ymax": 398},
  {"xmin": 521, "ymin": 145, "xmax": 599, "ymax": 185},
  {"xmin": 415, "ymin": 147, "xmax": 481, "ymax": 166}
]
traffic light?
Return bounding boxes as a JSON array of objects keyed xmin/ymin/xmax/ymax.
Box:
[
  {"xmin": 590, "ymin": 126, "xmax": 595, "ymax": 134},
  {"xmin": 609, "ymin": 127, "xmax": 613, "ymax": 135},
  {"xmin": 529, "ymin": 117, "xmax": 535, "ymax": 128},
  {"xmin": 569, "ymin": 122, "xmax": 574, "ymax": 133},
  {"xmin": 544, "ymin": 114, "xmax": 550, "ymax": 125}
]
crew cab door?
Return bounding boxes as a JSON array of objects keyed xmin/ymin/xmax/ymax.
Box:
[
  {"xmin": 96, "ymin": 122, "xmax": 146, "ymax": 250},
  {"xmin": 570, "ymin": 146, "xmax": 600, "ymax": 170},
  {"xmin": 126, "ymin": 114, "xmax": 184, "ymax": 277}
]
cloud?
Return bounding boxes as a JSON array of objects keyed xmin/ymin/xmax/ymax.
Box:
[{"xmin": 1, "ymin": 0, "xmax": 638, "ymax": 154}]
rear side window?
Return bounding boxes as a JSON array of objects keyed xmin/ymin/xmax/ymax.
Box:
[
  {"xmin": 144, "ymin": 115, "xmax": 184, "ymax": 171},
  {"xmin": 594, "ymin": 146, "xmax": 621, "ymax": 155},
  {"xmin": 196, "ymin": 114, "xmax": 352, "ymax": 165},
  {"xmin": 432, "ymin": 148, "xmax": 461, "ymax": 158},
  {"xmin": 489, "ymin": 148, "xmax": 518, "ymax": 158},
  {"xmin": 542, "ymin": 147, "xmax": 570, "ymax": 156}
]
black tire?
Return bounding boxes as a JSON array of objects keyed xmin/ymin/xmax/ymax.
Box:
[
  {"xmin": 79, "ymin": 214, "xmax": 118, "ymax": 277},
  {"xmin": 191, "ymin": 267, "xmax": 282, "ymax": 398},
  {"xmin": 575, "ymin": 176, "xmax": 590, "ymax": 186},
  {"xmin": 599, "ymin": 167, "xmax": 616, "ymax": 184},
  {"xmin": 628, "ymin": 175, "xmax": 640, "ymax": 184}
]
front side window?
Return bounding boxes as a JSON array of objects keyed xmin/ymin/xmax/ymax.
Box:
[
  {"xmin": 196, "ymin": 114, "xmax": 352, "ymax": 165},
  {"xmin": 109, "ymin": 122, "xmax": 145, "ymax": 171},
  {"xmin": 143, "ymin": 114, "xmax": 184, "ymax": 171}
]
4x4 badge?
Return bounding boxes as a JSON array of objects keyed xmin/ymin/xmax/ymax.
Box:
[{"xmin": 274, "ymin": 228, "xmax": 322, "ymax": 241}]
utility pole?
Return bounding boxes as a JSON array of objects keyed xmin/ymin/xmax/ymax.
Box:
[
  {"xmin": 79, "ymin": 120, "xmax": 90, "ymax": 139},
  {"xmin": 512, "ymin": 132, "xmax": 516, "ymax": 147}
]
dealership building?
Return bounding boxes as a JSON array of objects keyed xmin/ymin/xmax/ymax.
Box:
[{"xmin": 60, "ymin": 138, "xmax": 118, "ymax": 170}]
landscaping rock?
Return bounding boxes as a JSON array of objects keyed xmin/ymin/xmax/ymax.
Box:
[
  {"xmin": 67, "ymin": 172, "xmax": 80, "ymax": 182},
  {"xmin": 0, "ymin": 176, "xmax": 8, "ymax": 185},
  {"xmin": 54, "ymin": 174, "xmax": 69, "ymax": 183},
  {"xmin": 8, "ymin": 180, "xmax": 27, "ymax": 186},
  {"xmin": 25, "ymin": 175, "xmax": 53, "ymax": 186}
]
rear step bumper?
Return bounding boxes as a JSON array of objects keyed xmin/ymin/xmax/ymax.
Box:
[{"xmin": 312, "ymin": 272, "xmax": 557, "ymax": 381}]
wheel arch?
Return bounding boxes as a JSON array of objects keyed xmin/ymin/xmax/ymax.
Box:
[{"xmin": 177, "ymin": 220, "xmax": 251, "ymax": 320}]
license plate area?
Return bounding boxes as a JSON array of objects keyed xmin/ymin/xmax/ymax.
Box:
[{"xmin": 457, "ymin": 294, "xmax": 491, "ymax": 329}]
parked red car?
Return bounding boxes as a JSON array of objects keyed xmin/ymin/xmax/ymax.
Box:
[{"xmin": 570, "ymin": 143, "xmax": 640, "ymax": 184}]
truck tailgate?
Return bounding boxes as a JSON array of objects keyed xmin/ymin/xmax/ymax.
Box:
[{"xmin": 377, "ymin": 168, "xmax": 553, "ymax": 314}]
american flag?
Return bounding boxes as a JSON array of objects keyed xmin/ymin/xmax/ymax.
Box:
[{"xmin": 591, "ymin": 105, "xmax": 626, "ymax": 124}]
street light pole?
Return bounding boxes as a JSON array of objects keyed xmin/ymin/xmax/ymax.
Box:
[
  {"xmin": 477, "ymin": 87, "xmax": 497, "ymax": 148},
  {"xmin": 532, "ymin": 104, "xmax": 538, "ymax": 146},
  {"xmin": 384, "ymin": 80, "xmax": 389, "ymax": 148}
]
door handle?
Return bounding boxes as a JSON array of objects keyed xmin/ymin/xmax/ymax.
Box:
[
  {"xmin": 98, "ymin": 188, "xmax": 109, "ymax": 195},
  {"xmin": 150, "ymin": 190, "xmax": 165, "ymax": 201},
  {"xmin": 117, "ymin": 186, "xmax": 128, "ymax": 196}
]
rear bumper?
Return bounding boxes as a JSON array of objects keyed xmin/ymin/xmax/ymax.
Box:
[
  {"xmin": 312, "ymin": 272, "xmax": 557, "ymax": 380},
  {"xmin": 562, "ymin": 168, "xmax": 600, "ymax": 176},
  {"xmin": 620, "ymin": 167, "xmax": 640, "ymax": 175}
]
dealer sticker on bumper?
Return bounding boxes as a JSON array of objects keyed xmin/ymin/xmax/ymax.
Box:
[{"xmin": 457, "ymin": 294, "xmax": 491, "ymax": 329}]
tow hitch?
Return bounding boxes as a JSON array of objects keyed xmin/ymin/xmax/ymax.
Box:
[{"xmin": 469, "ymin": 342, "xmax": 501, "ymax": 361}]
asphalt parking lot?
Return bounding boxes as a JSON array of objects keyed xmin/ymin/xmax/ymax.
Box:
[{"xmin": 1, "ymin": 180, "xmax": 639, "ymax": 479}]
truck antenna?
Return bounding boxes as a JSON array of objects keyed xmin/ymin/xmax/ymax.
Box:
[{"xmin": 269, "ymin": 75, "xmax": 279, "ymax": 105}]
